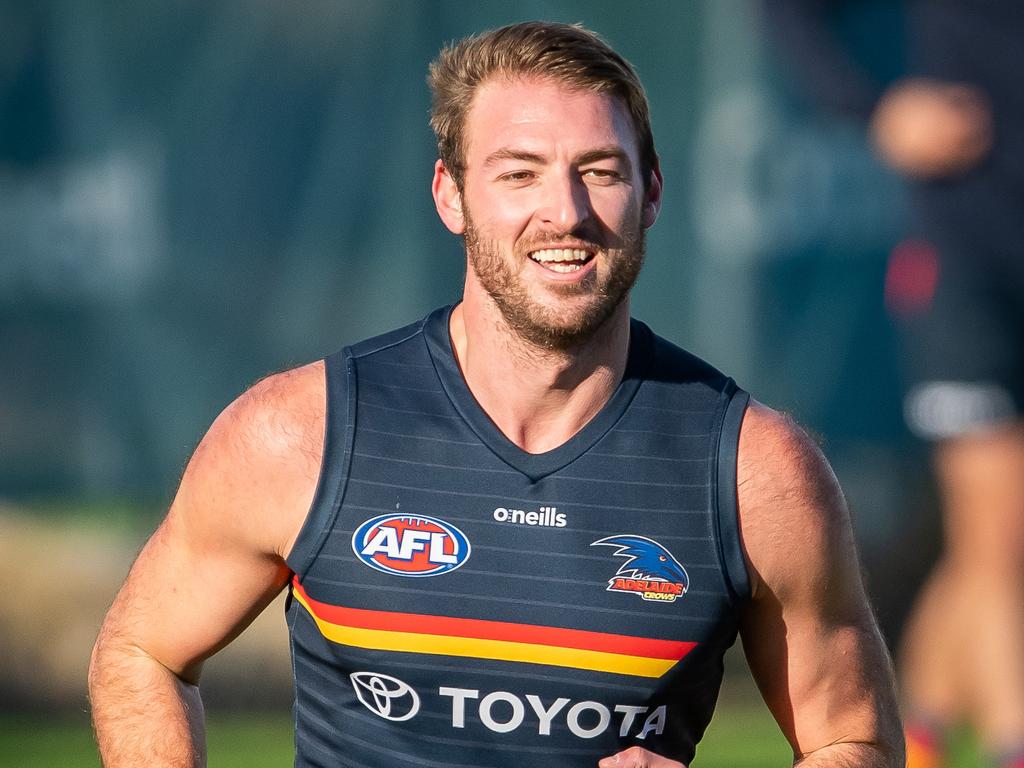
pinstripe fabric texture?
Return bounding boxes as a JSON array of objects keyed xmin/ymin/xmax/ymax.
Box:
[{"xmin": 285, "ymin": 306, "xmax": 750, "ymax": 767}]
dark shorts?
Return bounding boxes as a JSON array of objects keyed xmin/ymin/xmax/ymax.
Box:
[{"xmin": 887, "ymin": 180, "xmax": 1024, "ymax": 440}]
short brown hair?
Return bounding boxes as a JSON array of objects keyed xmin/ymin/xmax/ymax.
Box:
[{"xmin": 428, "ymin": 21, "xmax": 656, "ymax": 190}]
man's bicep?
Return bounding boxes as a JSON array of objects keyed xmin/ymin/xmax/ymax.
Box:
[{"xmin": 739, "ymin": 556, "xmax": 892, "ymax": 757}]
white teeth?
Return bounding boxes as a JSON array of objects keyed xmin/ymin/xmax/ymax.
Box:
[
  {"xmin": 529, "ymin": 248, "xmax": 590, "ymax": 263},
  {"xmin": 545, "ymin": 263, "xmax": 582, "ymax": 272}
]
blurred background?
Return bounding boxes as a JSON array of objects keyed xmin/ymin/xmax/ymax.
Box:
[{"xmin": 0, "ymin": 0, "xmax": 943, "ymax": 763}]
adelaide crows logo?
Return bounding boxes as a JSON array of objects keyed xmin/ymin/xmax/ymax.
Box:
[{"xmin": 591, "ymin": 535, "xmax": 689, "ymax": 603}]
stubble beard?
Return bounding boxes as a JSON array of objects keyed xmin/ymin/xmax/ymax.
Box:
[{"xmin": 463, "ymin": 214, "xmax": 646, "ymax": 353}]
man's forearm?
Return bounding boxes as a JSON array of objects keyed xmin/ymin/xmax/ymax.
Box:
[
  {"xmin": 89, "ymin": 640, "xmax": 206, "ymax": 768},
  {"xmin": 795, "ymin": 741, "xmax": 904, "ymax": 768}
]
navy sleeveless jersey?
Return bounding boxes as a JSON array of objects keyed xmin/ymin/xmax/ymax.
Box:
[{"xmin": 285, "ymin": 306, "xmax": 751, "ymax": 767}]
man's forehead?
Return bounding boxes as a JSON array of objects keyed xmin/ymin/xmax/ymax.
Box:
[
  {"xmin": 463, "ymin": 75, "xmax": 637, "ymax": 158},
  {"xmin": 469, "ymin": 74, "xmax": 622, "ymax": 118}
]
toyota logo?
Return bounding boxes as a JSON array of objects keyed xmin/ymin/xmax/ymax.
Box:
[{"xmin": 350, "ymin": 672, "xmax": 420, "ymax": 721}]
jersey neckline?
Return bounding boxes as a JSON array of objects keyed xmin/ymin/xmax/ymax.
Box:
[{"xmin": 422, "ymin": 305, "xmax": 653, "ymax": 481}]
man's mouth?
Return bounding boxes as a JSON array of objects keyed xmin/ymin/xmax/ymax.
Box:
[{"xmin": 528, "ymin": 248, "xmax": 595, "ymax": 273}]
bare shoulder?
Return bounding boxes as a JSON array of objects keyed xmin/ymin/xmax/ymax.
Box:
[
  {"xmin": 177, "ymin": 360, "xmax": 327, "ymax": 560},
  {"xmin": 736, "ymin": 399, "xmax": 852, "ymax": 600},
  {"xmin": 736, "ymin": 399, "xmax": 841, "ymax": 512},
  {"xmin": 212, "ymin": 360, "xmax": 326, "ymax": 468}
]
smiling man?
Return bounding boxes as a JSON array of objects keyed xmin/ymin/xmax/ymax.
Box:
[{"xmin": 89, "ymin": 21, "xmax": 902, "ymax": 768}]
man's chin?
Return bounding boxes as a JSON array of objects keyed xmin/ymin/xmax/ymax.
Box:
[{"xmin": 501, "ymin": 299, "xmax": 624, "ymax": 351}]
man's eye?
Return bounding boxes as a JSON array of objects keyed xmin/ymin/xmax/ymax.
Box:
[
  {"xmin": 583, "ymin": 168, "xmax": 620, "ymax": 181},
  {"xmin": 500, "ymin": 171, "xmax": 534, "ymax": 182}
]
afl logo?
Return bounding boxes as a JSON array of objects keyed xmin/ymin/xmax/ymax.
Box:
[
  {"xmin": 352, "ymin": 514, "xmax": 471, "ymax": 577},
  {"xmin": 349, "ymin": 672, "xmax": 420, "ymax": 721}
]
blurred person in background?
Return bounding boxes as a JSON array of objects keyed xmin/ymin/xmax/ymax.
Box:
[
  {"xmin": 89, "ymin": 20, "xmax": 901, "ymax": 768},
  {"xmin": 763, "ymin": 3, "xmax": 1024, "ymax": 767}
]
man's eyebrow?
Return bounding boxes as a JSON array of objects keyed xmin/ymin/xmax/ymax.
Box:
[
  {"xmin": 575, "ymin": 147, "xmax": 632, "ymax": 167},
  {"xmin": 483, "ymin": 148, "xmax": 547, "ymax": 167},
  {"xmin": 481, "ymin": 145, "xmax": 633, "ymax": 169}
]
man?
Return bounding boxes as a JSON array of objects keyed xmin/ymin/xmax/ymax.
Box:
[
  {"xmin": 764, "ymin": 4, "xmax": 1024, "ymax": 767},
  {"xmin": 89, "ymin": 21, "xmax": 902, "ymax": 768}
]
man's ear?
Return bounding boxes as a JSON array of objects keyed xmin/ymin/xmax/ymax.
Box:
[
  {"xmin": 432, "ymin": 159, "xmax": 465, "ymax": 234},
  {"xmin": 641, "ymin": 158, "xmax": 664, "ymax": 230}
]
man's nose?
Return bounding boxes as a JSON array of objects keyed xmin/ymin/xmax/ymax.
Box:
[{"xmin": 537, "ymin": 173, "xmax": 591, "ymax": 232}]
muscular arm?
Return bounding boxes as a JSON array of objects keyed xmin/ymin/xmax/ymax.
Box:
[
  {"xmin": 88, "ymin": 363, "xmax": 325, "ymax": 767},
  {"xmin": 737, "ymin": 401, "xmax": 902, "ymax": 767}
]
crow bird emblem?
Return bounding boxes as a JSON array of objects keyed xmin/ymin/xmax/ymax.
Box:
[{"xmin": 591, "ymin": 535, "xmax": 689, "ymax": 592}]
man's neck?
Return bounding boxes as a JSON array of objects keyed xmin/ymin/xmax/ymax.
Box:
[{"xmin": 448, "ymin": 299, "xmax": 631, "ymax": 454}]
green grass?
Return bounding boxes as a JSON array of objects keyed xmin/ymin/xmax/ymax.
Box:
[
  {"xmin": 0, "ymin": 713, "xmax": 294, "ymax": 768},
  {"xmin": 696, "ymin": 704, "xmax": 792, "ymax": 766},
  {"xmin": 0, "ymin": 705, "xmax": 984, "ymax": 767},
  {"xmin": 0, "ymin": 715, "xmax": 99, "ymax": 768},
  {"xmin": 699, "ymin": 707, "xmax": 979, "ymax": 767}
]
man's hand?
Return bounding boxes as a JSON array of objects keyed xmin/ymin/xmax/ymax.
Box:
[
  {"xmin": 871, "ymin": 77, "xmax": 993, "ymax": 178},
  {"xmin": 598, "ymin": 746, "xmax": 685, "ymax": 768}
]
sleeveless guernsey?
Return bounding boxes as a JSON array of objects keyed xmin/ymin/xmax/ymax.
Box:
[{"xmin": 285, "ymin": 306, "xmax": 750, "ymax": 768}]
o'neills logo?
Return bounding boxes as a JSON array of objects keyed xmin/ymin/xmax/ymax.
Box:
[
  {"xmin": 492, "ymin": 505, "xmax": 567, "ymax": 528},
  {"xmin": 591, "ymin": 535, "xmax": 689, "ymax": 603}
]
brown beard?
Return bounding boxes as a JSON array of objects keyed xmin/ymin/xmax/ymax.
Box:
[{"xmin": 463, "ymin": 214, "xmax": 646, "ymax": 352}]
